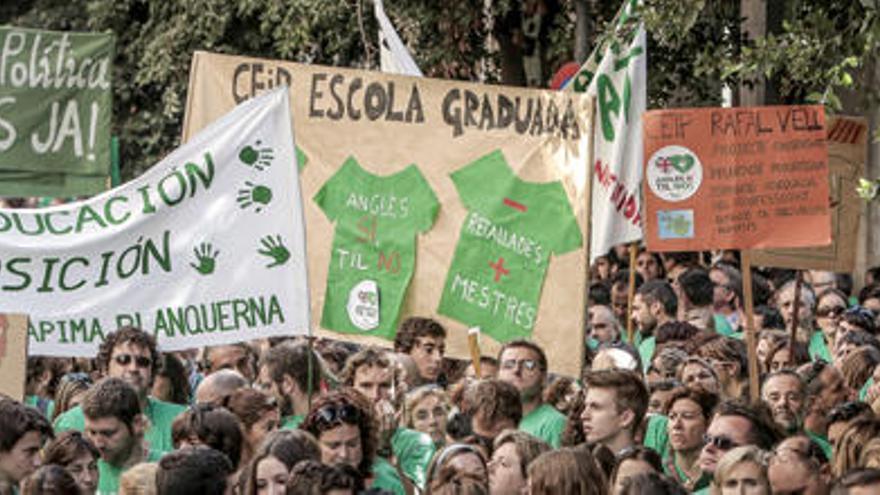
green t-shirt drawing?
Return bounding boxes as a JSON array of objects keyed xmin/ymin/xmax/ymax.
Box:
[
  {"xmin": 315, "ymin": 158, "xmax": 439, "ymax": 340},
  {"xmin": 437, "ymin": 150, "xmax": 582, "ymax": 341}
]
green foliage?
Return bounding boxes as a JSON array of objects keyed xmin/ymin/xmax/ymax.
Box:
[{"xmin": 2, "ymin": 0, "xmax": 877, "ymax": 182}]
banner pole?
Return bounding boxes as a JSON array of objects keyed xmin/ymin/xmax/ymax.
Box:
[
  {"xmin": 581, "ymin": 96, "xmax": 597, "ymax": 376},
  {"xmin": 788, "ymin": 271, "xmax": 803, "ymax": 367},
  {"xmin": 626, "ymin": 242, "xmax": 637, "ymax": 343},
  {"xmin": 741, "ymin": 250, "xmax": 760, "ymax": 402}
]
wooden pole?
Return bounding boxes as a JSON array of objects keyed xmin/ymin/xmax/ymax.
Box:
[
  {"xmin": 580, "ymin": 96, "xmax": 597, "ymax": 376},
  {"xmin": 788, "ymin": 272, "xmax": 804, "ymax": 367},
  {"xmin": 741, "ymin": 250, "xmax": 760, "ymax": 402},
  {"xmin": 627, "ymin": 243, "xmax": 638, "ymax": 343}
]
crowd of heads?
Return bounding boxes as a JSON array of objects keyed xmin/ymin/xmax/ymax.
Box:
[{"xmin": 3, "ymin": 249, "xmax": 880, "ymax": 494}]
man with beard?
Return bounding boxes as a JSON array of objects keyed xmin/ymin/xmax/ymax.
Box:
[
  {"xmin": 257, "ymin": 340, "xmax": 322, "ymax": 430},
  {"xmin": 497, "ymin": 340, "xmax": 564, "ymax": 448},
  {"xmin": 54, "ymin": 326, "xmax": 186, "ymax": 454},
  {"xmin": 83, "ymin": 377, "xmax": 162, "ymax": 494},
  {"xmin": 760, "ymin": 370, "xmax": 807, "ymax": 435},
  {"xmin": 631, "ymin": 280, "xmax": 677, "ymax": 368},
  {"xmin": 580, "ymin": 369, "xmax": 648, "ymax": 455}
]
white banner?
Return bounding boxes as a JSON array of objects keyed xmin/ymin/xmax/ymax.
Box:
[
  {"xmin": 375, "ymin": 0, "xmax": 423, "ymax": 76},
  {"xmin": 567, "ymin": 1, "xmax": 645, "ymax": 260},
  {"xmin": 0, "ymin": 88, "xmax": 310, "ymax": 356}
]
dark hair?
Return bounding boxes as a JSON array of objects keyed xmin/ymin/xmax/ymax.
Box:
[
  {"xmin": 714, "ymin": 400, "xmax": 782, "ymax": 450},
  {"xmin": 840, "ymin": 346, "xmax": 880, "ymax": 391},
  {"xmin": 171, "ymin": 404, "xmax": 244, "ymax": 468},
  {"xmin": 156, "ymin": 353, "xmax": 190, "ymax": 405},
  {"xmin": 589, "ymin": 282, "xmax": 612, "ymax": 306},
  {"xmin": 339, "ymin": 346, "xmax": 393, "ymax": 386},
  {"xmin": 611, "ymin": 269, "xmax": 644, "ymax": 292},
  {"xmin": 664, "ymin": 387, "xmax": 718, "ymax": 421},
  {"xmin": 497, "ymin": 339, "xmax": 548, "ymax": 373},
  {"xmin": 543, "ymin": 377, "xmax": 575, "ymax": 410},
  {"xmin": 765, "ymin": 340, "xmax": 810, "ymax": 371},
  {"xmin": 583, "ymin": 370, "xmax": 649, "ymax": 434},
  {"xmin": 754, "ymin": 305, "xmax": 785, "ymax": 330},
  {"xmin": 698, "ymin": 337, "xmax": 748, "ymax": 379},
  {"xmin": 711, "ymin": 262, "xmax": 743, "ymax": 307},
  {"xmin": 41, "ymin": 431, "xmax": 99, "ymax": 467},
  {"xmin": 618, "ymin": 472, "xmax": 688, "ymax": 495},
  {"xmin": 156, "ymin": 446, "xmax": 233, "ymax": 495},
  {"xmin": 463, "ymin": 379, "xmax": 523, "ymax": 428},
  {"xmin": 837, "ymin": 330, "xmax": 880, "ymax": 353},
  {"xmin": 800, "ymin": 360, "xmax": 830, "ymax": 399},
  {"xmin": 81, "ymin": 378, "xmax": 141, "ymax": 428},
  {"xmin": 843, "ymin": 306, "xmax": 877, "ymax": 334},
  {"xmin": 637, "ymin": 280, "xmax": 678, "ymax": 317},
  {"xmin": 831, "ymin": 467, "xmax": 880, "ymax": 494},
  {"xmin": 96, "ymin": 326, "xmax": 161, "ymax": 379},
  {"xmin": 301, "ymin": 388, "xmax": 376, "ymax": 478},
  {"xmin": 610, "ymin": 446, "xmax": 662, "ymax": 488},
  {"xmin": 827, "ymin": 401, "xmax": 873, "ymax": 426},
  {"xmin": 224, "ymin": 388, "xmax": 277, "ymax": 430},
  {"xmin": 241, "ymin": 429, "xmax": 321, "ymax": 495},
  {"xmin": 20, "ymin": 464, "xmax": 79, "ymax": 495},
  {"xmin": 678, "ymin": 268, "xmax": 714, "ymax": 307},
  {"xmin": 259, "ymin": 342, "xmax": 322, "ymax": 396},
  {"xmin": 395, "ymin": 317, "xmax": 447, "ymax": 353},
  {"xmin": 837, "ymin": 274, "xmax": 854, "ymax": 298},
  {"xmin": 654, "ymin": 321, "xmax": 700, "ymax": 346},
  {"xmin": 426, "ymin": 443, "xmax": 488, "ymax": 495},
  {"xmin": 0, "ymin": 399, "xmax": 53, "ymax": 453},
  {"xmin": 858, "ymin": 283, "xmax": 880, "ymax": 305}
]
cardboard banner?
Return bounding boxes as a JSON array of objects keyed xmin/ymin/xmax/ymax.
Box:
[
  {"xmin": 0, "ymin": 26, "xmax": 114, "ymax": 197},
  {"xmin": 643, "ymin": 105, "xmax": 831, "ymax": 251},
  {"xmin": 183, "ymin": 52, "xmax": 592, "ymax": 376},
  {"xmin": 566, "ymin": 0, "xmax": 645, "ymax": 260},
  {"xmin": 751, "ymin": 116, "xmax": 867, "ymax": 272},
  {"xmin": 0, "ymin": 89, "xmax": 310, "ymax": 356},
  {"xmin": 0, "ymin": 314, "xmax": 28, "ymax": 401}
]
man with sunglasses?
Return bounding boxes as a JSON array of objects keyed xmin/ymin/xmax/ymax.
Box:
[
  {"xmin": 497, "ymin": 340, "xmax": 565, "ymax": 448},
  {"xmin": 695, "ymin": 400, "xmax": 781, "ymax": 494},
  {"xmin": 54, "ymin": 326, "xmax": 186, "ymax": 455}
]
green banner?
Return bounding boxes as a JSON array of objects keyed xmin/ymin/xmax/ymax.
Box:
[{"xmin": 0, "ymin": 26, "xmax": 114, "ymax": 197}]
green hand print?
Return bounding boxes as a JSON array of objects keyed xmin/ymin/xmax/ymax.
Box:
[
  {"xmin": 239, "ymin": 140, "xmax": 275, "ymax": 171},
  {"xmin": 191, "ymin": 242, "xmax": 219, "ymax": 275},
  {"xmin": 237, "ymin": 181, "xmax": 273, "ymax": 212},
  {"xmin": 258, "ymin": 235, "xmax": 291, "ymax": 268}
]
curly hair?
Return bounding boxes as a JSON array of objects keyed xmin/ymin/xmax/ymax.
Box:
[
  {"xmin": 394, "ymin": 317, "xmax": 447, "ymax": 353},
  {"xmin": 171, "ymin": 404, "xmax": 244, "ymax": 468},
  {"xmin": 300, "ymin": 388, "xmax": 377, "ymax": 478},
  {"xmin": 338, "ymin": 347, "xmax": 394, "ymax": 387},
  {"xmin": 81, "ymin": 378, "xmax": 141, "ymax": 429},
  {"xmin": 96, "ymin": 326, "xmax": 161, "ymax": 379},
  {"xmin": 0, "ymin": 399, "xmax": 53, "ymax": 453},
  {"xmin": 462, "ymin": 379, "xmax": 522, "ymax": 428}
]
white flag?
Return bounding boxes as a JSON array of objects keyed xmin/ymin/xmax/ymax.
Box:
[
  {"xmin": 0, "ymin": 88, "xmax": 311, "ymax": 356},
  {"xmin": 566, "ymin": 1, "xmax": 646, "ymax": 261},
  {"xmin": 375, "ymin": 0, "xmax": 423, "ymax": 76}
]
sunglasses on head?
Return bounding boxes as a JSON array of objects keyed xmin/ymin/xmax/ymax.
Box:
[
  {"xmin": 703, "ymin": 434, "xmax": 740, "ymax": 451},
  {"xmin": 114, "ymin": 354, "xmax": 152, "ymax": 368},
  {"xmin": 313, "ymin": 404, "xmax": 360, "ymax": 428},
  {"xmin": 60, "ymin": 372, "xmax": 92, "ymax": 386}
]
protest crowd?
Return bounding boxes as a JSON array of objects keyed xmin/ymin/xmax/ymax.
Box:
[{"xmin": 3, "ymin": 247, "xmax": 880, "ymax": 495}]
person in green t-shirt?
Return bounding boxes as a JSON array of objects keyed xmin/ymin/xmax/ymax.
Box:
[
  {"xmin": 301, "ymin": 389, "xmax": 406, "ymax": 495},
  {"xmin": 340, "ymin": 347, "xmax": 434, "ymax": 490},
  {"xmin": 631, "ymin": 280, "xmax": 678, "ymax": 369},
  {"xmin": 587, "ymin": 305, "xmax": 622, "ymax": 348},
  {"xmin": 661, "ymin": 388, "xmax": 717, "ymax": 492},
  {"xmin": 53, "ymin": 327, "xmax": 186, "ymax": 455},
  {"xmin": 82, "ymin": 377, "xmax": 158, "ymax": 494},
  {"xmin": 257, "ymin": 341, "xmax": 323, "ymax": 431},
  {"xmin": 497, "ymin": 340, "xmax": 566, "ymax": 449}
]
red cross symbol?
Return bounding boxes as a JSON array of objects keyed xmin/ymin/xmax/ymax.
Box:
[
  {"xmin": 488, "ymin": 257, "xmax": 510, "ymax": 282},
  {"xmin": 657, "ymin": 156, "xmax": 672, "ymax": 173}
]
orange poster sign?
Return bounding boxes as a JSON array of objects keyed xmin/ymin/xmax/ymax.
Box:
[{"xmin": 642, "ymin": 106, "xmax": 831, "ymax": 251}]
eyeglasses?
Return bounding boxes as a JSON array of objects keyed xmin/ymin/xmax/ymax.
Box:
[
  {"xmin": 816, "ymin": 305, "xmax": 846, "ymax": 318},
  {"xmin": 312, "ymin": 404, "xmax": 361, "ymax": 428},
  {"xmin": 703, "ymin": 434, "xmax": 740, "ymax": 451},
  {"xmin": 500, "ymin": 359, "xmax": 540, "ymax": 372},
  {"xmin": 113, "ymin": 354, "xmax": 152, "ymax": 368}
]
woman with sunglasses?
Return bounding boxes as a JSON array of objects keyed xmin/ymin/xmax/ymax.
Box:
[
  {"xmin": 815, "ymin": 288, "xmax": 849, "ymax": 357},
  {"xmin": 41, "ymin": 431, "xmax": 100, "ymax": 494},
  {"xmin": 662, "ymin": 388, "xmax": 718, "ymax": 493},
  {"xmin": 301, "ymin": 388, "xmax": 406, "ymax": 495}
]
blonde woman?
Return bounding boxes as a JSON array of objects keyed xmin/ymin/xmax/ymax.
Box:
[
  {"xmin": 119, "ymin": 462, "xmax": 158, "ymax": 495},
  {"xmin": 710, "ymin": 446, "xmax": 770, "ymax": 495},
  {"xmin": 404, "ymin": 385, "xmax": 450, "ymax": 447}
]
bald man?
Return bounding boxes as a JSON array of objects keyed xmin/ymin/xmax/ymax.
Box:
[{"xmin": 194, "ymin": 369, "xmax": 248, "ymax": 405}]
